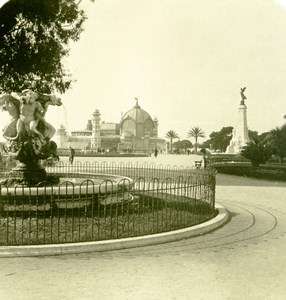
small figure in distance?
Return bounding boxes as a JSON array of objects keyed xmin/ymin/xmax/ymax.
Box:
[
  {"xmin": 69, "ymin": 146, "xmax": 75, "ymax": 164},
  {"xmin": 154, "ymin": 148, "xmax": 158, "ymax": 158},
  {"xmin": 200, "ymin": 148, "xmax": 207, "ymax": 169}
]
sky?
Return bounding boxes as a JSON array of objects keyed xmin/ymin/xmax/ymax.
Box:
[{"xmin": 1, "ymin": 0, "xmax": 286, "ymax": 142}]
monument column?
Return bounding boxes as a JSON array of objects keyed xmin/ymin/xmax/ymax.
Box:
[
  {"xmin": 237, "ymin": 100, "xmax": 249, "ymax": 146},
  {"xmin": 225, "ymin": 87, "xmax": 250, "ymax": 154}
]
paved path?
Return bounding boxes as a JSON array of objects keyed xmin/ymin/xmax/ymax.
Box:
[{"xmin": 1, "ymin": 160, "xmax": 286, "ymax": 299}]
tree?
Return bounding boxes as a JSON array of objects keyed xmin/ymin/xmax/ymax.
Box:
[
  {"xmin": 187, "ymin": 127, "xmax": 205, "ymax": 154},
  {"xmin": 0, "ymin": 0, "xmax": 88, "ymax": 94},
  {"xmin": 248, "ymin": 129, "xmax": 259, "ymax": 141},
  {"xmin": 202, "ymin": 126, "xmax": 233, "ymax": 152},
  {"xmin": 241, "ymin": 138, "xmax": 273, "ymax": 167},
  {"xmin": 267, "ymin": 125, "xmax": 286, "ymax": 163},
  {"xmin": 202, "ymin": 127, "xmax": 266, "ymax": 153},
  {"xmin": 165, "ymin": 130, "xmax": 179, "ymax": 153},
  {"xmin": 173, "ymin": 139, "xmax": 193, "ymax": 153},
  {"xmin": 259, "ymin": 131, "xmax": 270, "ymax": 142}
]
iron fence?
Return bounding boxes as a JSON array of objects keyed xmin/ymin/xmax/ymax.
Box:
[
  {"xmin": 0, "ymin": 162, "xmax": 216, "ymax": 246},
  {"xmin": 43, "ymin": 160, "xmax": 207, "ymax": 180}
]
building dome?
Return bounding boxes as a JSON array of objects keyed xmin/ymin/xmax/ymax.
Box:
[{"xmin": 120, "ymin": 100, "xmax": 156, "ymax": 138}]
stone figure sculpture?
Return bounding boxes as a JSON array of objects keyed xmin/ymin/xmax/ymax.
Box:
[
  {"xmin": 0, "ymin": 89, "xmax": 62, "ymax": 184},
  {"xmin": 12, "ymin": 90, "xmax": 46, "ymax": 141},
  {"xmin": 1, "ymin": 90, "xmax": 62, "ymax": 142},
  {"xmin": 240, "ymin": 87, "xmax": 247, "ymax": 105}
]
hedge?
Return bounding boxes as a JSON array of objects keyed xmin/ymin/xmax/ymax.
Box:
[{"xmin": 212, "ymin": 163, "xmax": 286, "ymax": 182}]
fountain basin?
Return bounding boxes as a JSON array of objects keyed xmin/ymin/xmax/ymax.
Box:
[{"xmin": 0, "ymin": 173, "xmax": 134, "ymax": 211}]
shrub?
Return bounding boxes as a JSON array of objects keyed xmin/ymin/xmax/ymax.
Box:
[{"xmin": 241, "ymin": 139, "xmax": 273, "ymax": 167}]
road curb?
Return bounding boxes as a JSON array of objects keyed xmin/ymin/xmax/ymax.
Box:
[{"xmin": 0, "ymin": 203, "xmax": 229, "ymax": 257}]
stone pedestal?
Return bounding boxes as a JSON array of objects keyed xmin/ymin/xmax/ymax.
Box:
[
  {"xmin": 9, "ymin": 162, "xmax": 47, "ymax": 185},
  {"xmin": 226, "ymin": 101, "xmax": 250, "ymax": 154}
]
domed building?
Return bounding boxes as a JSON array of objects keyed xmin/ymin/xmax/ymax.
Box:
[
  {"xmin": 55, "ymin": 99, "xmax": 166, "ymax": 154},
  {"xmin": 120, "ymin": 100, "xmax": 157, "ymax": 138},
  {"xmin": 118, "ymin": 99, "xmax": 165, "ymax": 153}
]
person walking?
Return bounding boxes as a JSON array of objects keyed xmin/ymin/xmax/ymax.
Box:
[
  {"xmin": 154, "ymin": 148, "xmax": 158, "ymax": 158},
  {"xmin": 69, "ymin": 146, "xmax": 75, "ymax": 164},
  {"xmin": 200, "ymin": 148, "xmax": 207, "ymax": 169}
]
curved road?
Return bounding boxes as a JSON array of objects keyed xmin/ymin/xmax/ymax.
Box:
[{"xmin": 1, "ymin": 174, "xmax": 286, "ymax": 299}]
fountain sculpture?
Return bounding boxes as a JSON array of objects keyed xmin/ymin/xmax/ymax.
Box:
[{"xmin": 0, "ymin": 89, "xmax": 61, "ymax": 185}]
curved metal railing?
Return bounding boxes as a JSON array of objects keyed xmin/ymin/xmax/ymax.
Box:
[{"xmin": 0, "ymin": 162, "xmax": 216, "ymax": 245}]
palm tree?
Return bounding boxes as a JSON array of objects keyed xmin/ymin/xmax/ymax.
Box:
[
  {"xmin": 165, "ymin": 130, "xmax": 179, "ymax": 153},
  {"xmin": 241, "ymin": 138, "xmax": 273, "ymax": 167},
  {"xmin": 267, "ymin": 125, "xmax": 286, "ymax": 163},
  {"xmin": 187, "ymin": 127, "xmax": 205, "ymax": 154}
]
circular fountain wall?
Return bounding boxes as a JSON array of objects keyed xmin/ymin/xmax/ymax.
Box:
[{"xmin": 0, "ymin": 173, "xmax": 134, "ymax": 211}]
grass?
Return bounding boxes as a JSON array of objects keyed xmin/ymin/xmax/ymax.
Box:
[{"xmin": 0, "ymin": 193, "xmax": 216, "ymax": 245}]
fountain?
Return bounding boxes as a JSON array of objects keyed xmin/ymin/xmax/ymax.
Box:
[
  {"xmin": 0, "ymin": 90, "xmax": 133, "ymax": 209},
  {"xmin": 0, "ymin": 90, "xmax": 62, "ymax": 185},
  {"xmin": 0, "ymin": 91, "xmax": 216, "ymax": 247}
]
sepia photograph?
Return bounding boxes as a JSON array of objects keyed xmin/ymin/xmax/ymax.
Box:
[{"xmin": 0, "ymin": 0, "xmax": 286, "ymax": 299}]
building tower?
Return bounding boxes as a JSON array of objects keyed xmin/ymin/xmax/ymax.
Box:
[
  {"xmin": 91, "ymin": 109, "xmax": 101, "ymax": 150},
  {"xmin": 54, "ymin": 125, "xmax": 68, "ymax": 148},
  {"xmin": 153, "ymin": 117, "xmax": 158, "ymax": 138},
  {"xmin": 86, "ymin": 120, "xmax": 92, "ymax": 131},
  {"xmin": 226, "ymin": 87, "xmax": 250, "ymax": 154}
]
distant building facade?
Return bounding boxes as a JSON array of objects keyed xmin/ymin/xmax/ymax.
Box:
[{"xmin": 54, "ymin": 100, "xmax": 166, "ymax": 154}]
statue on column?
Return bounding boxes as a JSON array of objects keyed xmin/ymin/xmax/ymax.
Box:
[{"xmin": 240, "ymin": 87, "xmax": 247, "ymax": 105}]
